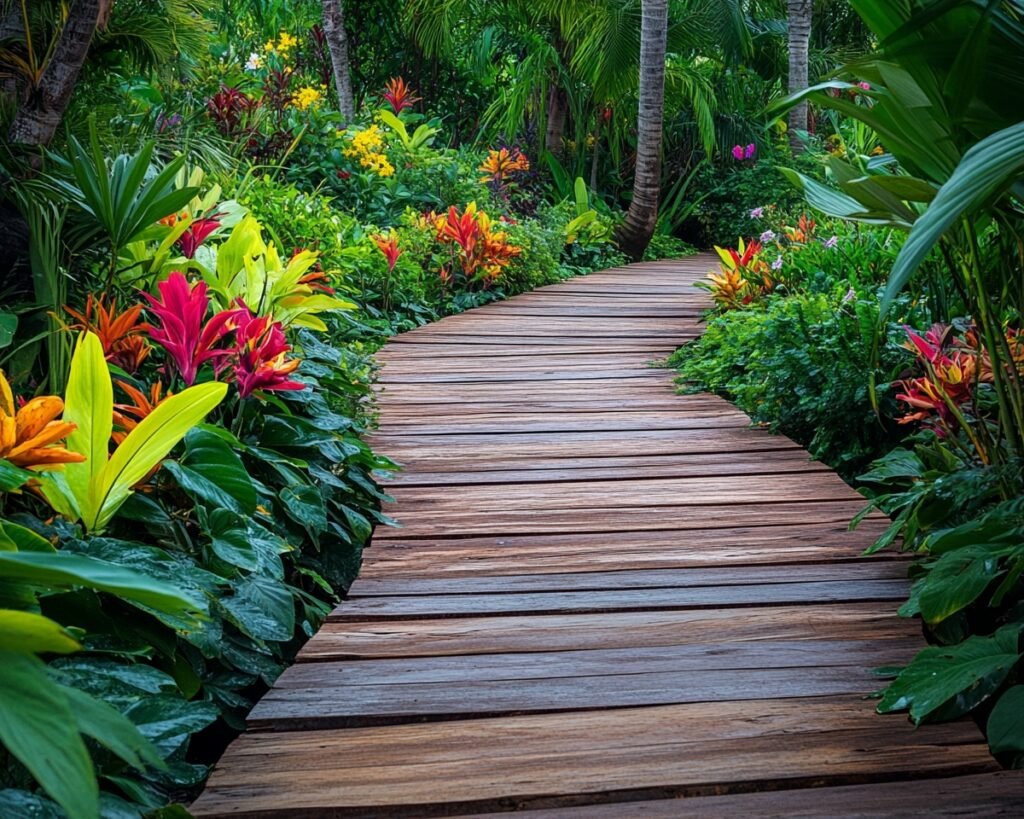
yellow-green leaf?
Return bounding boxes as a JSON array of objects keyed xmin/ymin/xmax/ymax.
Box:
[
  {"xmin": 90, "ymin": 381, "xmax": 228, "ymax": 531},
  {"xmin": 0, "ymin": 610, "xmax": 80, "ymax": 655},
  {"xmin": 62, "ymin": 333, "xmax": 113, "ymax": 525}
]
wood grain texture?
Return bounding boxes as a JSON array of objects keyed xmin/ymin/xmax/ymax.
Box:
[{"xmin": 191, "ymin": 256, "xmax": 1006, "ymax": 817}]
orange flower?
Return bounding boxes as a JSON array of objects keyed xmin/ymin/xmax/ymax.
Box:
[
  {"xmin": 112, "ymin": 380, "xmax": 171, "ymax": 446},
  {"xmin": 0, "ymin": 370, "xmax": 84, "ymax": 472},
  {"xmin": 65, "ymin": 295, "xmax": 151, "ymax": 374},
  {"xmin": 382, "ymin": 77, "xmax": 420, "ymax": 114},
  {"xmin": 372, "ymin": 232, "xmax": 403, "ymax": 272},
  {"xmin": 479, "ymin": 147, "xmax": 530, "ymax": 185}
]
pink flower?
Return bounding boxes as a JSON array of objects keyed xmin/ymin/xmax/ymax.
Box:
[
  {"xmin": 731, "ymin": 145, "xmax": 745, "ymax": 161},
  {"xmin": 142, "ymin": 273, "xmax": 235, "ymax": 385},
  {"xmin": 745, "ymin": 143, "xmax": 756, "ymax": 159},
  {"xmin": 230, "ymin": 306, "xmax": 305, "ymax": 398},
  {"xmin": 177, "ymin": 215, "xmax": 221, "ymax": 259},
  {"xmin": 858, "ymin": 82, "xmax": 871, "ymax": 91}
]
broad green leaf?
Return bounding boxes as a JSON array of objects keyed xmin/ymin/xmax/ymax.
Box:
[
  {"xmin": 987, "ymin": 685, "xmax": 1024, "ymax": 756},
  {"xmin": 91, "ymin": 381, "xmax": 228, "ymax": 530},
  {"xmin": 0, "ymin": 459, "xmax": 34, "ymax": 492},
  {"xmin": 0, "ymin": 651, "xmax": 98, "ymax": 819},
  {"xmin": 58, "ymin": 684, "xmax": 165, "ymax": 772},
  {"xmin": 62, "ymin": 332, "xmax": 113, "ymax": 524},
  {"xmin": 0, "ymin": 610, "xmax": 80, "ymax": 654},
  {"xmin": 877, "ymin": 625, "xmax": 1022, "ymax": 723},
  {"xmin": 165, "ymin": 427, "xmax": 256, "ymax": 514},
  {"xmin": 916, "ymin": 546, "xmax": 1003, "ymax": 625},
  {"xmin": 0, "ymin": 520, "xmax": 56, "ymax": 552},
  {"xmin": 0, "ymin": 551, "xmax": 205, "ymax": 621},
  {"xmin": 220, "ymin": 574, "xmax": 294, "ymax": 642},
  {"xmin": 124, "ymin": 695, "xmax": 218, "ymax": 759},
  {"xmin": 883, "ymin": 120, "xmax": 1024, "ymax": 316}
]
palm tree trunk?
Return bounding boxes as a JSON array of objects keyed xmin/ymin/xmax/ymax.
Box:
[
  {"xmin": 616, "ymin": 0, "xmax": 668, "ymax": 261},
  {"xmin": 545, "ymin": 83, "xmax": 568, "ymax": 154},
  {"xmin": 787, "ymin": 0, "xmax": 812, "ymax": 154},
  {"xmin": 7, "ymin": 0, "xmax": 104, "ymax": 147},
  {"xmin": 322, "ymin": 0, "xmax": 355, "ymax": 124}
]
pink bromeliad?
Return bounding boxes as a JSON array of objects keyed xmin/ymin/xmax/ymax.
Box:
[{"xmin": 142, "ymin": 273, "xmax": 235, "ymax": 385}]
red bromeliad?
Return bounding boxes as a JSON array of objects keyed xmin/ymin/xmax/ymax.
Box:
[
  {"xmin": 230, "ymin": 306, "xmax": 304, "ymax": 398},
  {"xmin": 142, "ymin": 273, "xmax": 236, "ymax": 386},
  {"xmin": 382, "ymin": 77, "xmax": 420, "ymax": 114}
]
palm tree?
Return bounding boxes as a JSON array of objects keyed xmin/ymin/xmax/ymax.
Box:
[
  {"xmin": 616, "ymin": 0, "xmax": 668, "ymax": 260},
  {"xmin": 5, "ymin": 0, "xmax": 105, "ymax": 146},
  {"xmin": 322, "ymin": 0, "xmax": 355, "ymax": 123},
  {"xmin": 787, "ymin": 0, "xmax": 812, "ymax": 153}
]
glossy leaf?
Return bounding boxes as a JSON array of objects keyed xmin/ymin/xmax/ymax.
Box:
[
  {"xmin": 987, "ymin": 685, "xmax": 1024, "ymax": 756},
  {"xmin": 0, "ymin": 652, "xmax": 97, "ymax": 819}
]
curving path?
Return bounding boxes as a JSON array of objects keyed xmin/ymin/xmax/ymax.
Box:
[{"xmin": 192, "ymin": 257, "xmax": 1021, "ymax": 817}]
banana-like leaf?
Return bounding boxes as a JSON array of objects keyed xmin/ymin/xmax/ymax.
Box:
[
  {"xmin": 778, "ymin": 168, "xmax": 912, "ymax": 227},
  {"xmin": 882, "ymin": 120, "xmax": 1024, "ymax": 316},
  {"xmin": 90, "ymin": 381, "xmax": 228, "ymax": 531}
]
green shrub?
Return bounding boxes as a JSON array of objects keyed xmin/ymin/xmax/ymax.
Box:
[{"xmin": 670, "ymin": 283, "xmax": 913, "ymax": 478}]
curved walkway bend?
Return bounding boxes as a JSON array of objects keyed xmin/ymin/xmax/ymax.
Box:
[{"xmin": 193, "ymin": 257, "xmax": 1021, "ymax": 817}]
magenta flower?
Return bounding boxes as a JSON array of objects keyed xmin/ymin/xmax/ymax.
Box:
[
  {"xmin": 745, "ymin": 143, "xmax": 756, "ymax": 159},
  {"xmin": 177, "ymin": 215, "xmax": 221, "ymax": 259},
  {"xmin": 858, "ymin": 82, "xmax": 871, "ymax": 91},
  {"xmin": 230, "ymin": 306, "xmax": 305, "ymax": 399},
  {"xmin": 142, "ymin": 273, "xmax": 235, "ymax": 385},
  {"xmin": 731, "ymin": 145, "xmax": 744, "ymax": 161}
]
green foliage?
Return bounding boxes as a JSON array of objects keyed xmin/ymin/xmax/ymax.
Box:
[{"xmin": 671, "ymin": 283, "xmax": 907, "ymax": 478}]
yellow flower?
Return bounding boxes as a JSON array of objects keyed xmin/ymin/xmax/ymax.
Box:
[
  {"xmin": 277, "ymin": 31, "xmax": 297, "ymax": 53},
  {"xmin": 343, "ymin": 125, "xmax": 394, "ymax": 176},
  {"xmin": 293, "ymin": 86, "xmax": 323, "ymax": 111},
  {"xmin": 263, "ymin": 39, "xmax": 275, "ymax": 54},
  {"xmin": 0, "ymin": 369, "xmax": 85, "ymax": 472}
]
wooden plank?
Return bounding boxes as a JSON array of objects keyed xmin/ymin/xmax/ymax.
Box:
[
  {"xmin": 329, "ymin": 579, "xmax": 909, "ymax": 621},
  {"xmin": 455, "ymin": 772, "xmax": 1024, "ymax": 818},
  {"xmin": 299, "ymin": 604, "xmax": 918, "ymax": 661},
  {"xmin": 190, "ymin": 699, "xmax": 996, "ymax": 818},
  {"xmin": 378, "ymin": 501, "xmax": 876, "ymax": 538},
  {"xmin": 250, "ymin": 642, "xmax": 920, "ymax": 730},
  {"xmin": 359, "ymin": 522, "xmax": 897, "ymax": 578},
  {"xmin": 351, "ymin": 561, "xmax": 908, "ymax": 596}
]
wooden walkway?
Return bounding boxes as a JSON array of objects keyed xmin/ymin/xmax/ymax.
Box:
[{"xmin": 192, "ymin": 257, "xmax": 1020, "ymax": 817}]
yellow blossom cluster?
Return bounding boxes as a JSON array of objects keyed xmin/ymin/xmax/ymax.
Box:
[
  {"xmin": 293, "ymin": 86, "xmax": 324, "ymax": 111},
  {"xmin": 342, "ymin": 124, "xmax": 395, "ymax": 177},
  {"xmin": 263, "ymin": 30, "xmax": 298, "ymax": 56}
]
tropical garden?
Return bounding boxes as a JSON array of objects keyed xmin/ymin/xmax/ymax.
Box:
[{"xmin": 0, "ymin": 0, "xmax": 1022, "ymax": 815}]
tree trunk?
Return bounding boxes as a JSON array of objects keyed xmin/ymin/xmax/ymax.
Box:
[
  {"xmin": 7, "ymin": 0, "xmax": 103, "ymax": 147},
  {"xmin": 616, "ymin": 0, "xmax": 668, "ymax": 261},
  {"xmin": 322, "ymin": 0, "xmax": 355, "ymax": 124},
  {"xmin": 545, "ymin": 83, "xmax": 568, "ymax": 154},
  {"xmin": 787, "ymin": 0, "xmax": 812, "ymax": 154}
]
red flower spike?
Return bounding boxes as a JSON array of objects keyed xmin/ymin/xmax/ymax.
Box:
[
  {"xmin": 177, "ymin": 215, "xmax": 221, "ymax": 259},
  {"xmin": 382, "ymin": 77, "xmax": 421, "ymax": 114},
  {"xmin": 230, "ymin": 306, "xmax": 304, "ymax": 398}
]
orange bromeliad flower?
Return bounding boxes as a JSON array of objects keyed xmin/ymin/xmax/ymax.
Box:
[
  {"xmin": 479, "ymin": 147, "xmax": 530, "ymax": 185},
  {"xmin": 65, "ymin": 295, "xmax": 152, "ymax": 374},
  {"xmin": 437, "ymin": 203, "xmax": 521, "ymax": 284},
  {"xmin": 0, "ymin": 370, "xmax": 84, "ymax": 472},
  {"xmin": 784, "ymin": 214, "xmax": 817, "ymax": 243},
  {"xmin": 372, "ymin": 232, "xmax": 403, "ymax": 272},
  {"xmin": 112, "ymin": 380, "xmax": 172, "ymax": 446},
  {"xmin": 381, "ymin": 77, "xmax": 420, "ymax": 114}
]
